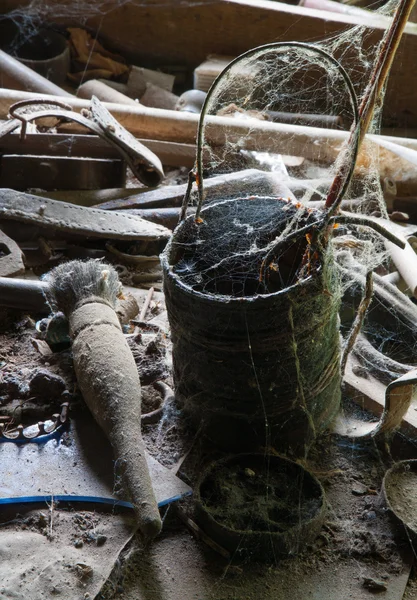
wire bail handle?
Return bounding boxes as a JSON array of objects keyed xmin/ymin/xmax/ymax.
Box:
[{"xmin": 180, "ymin": 41, "xmax": 360, "ymax": 223}]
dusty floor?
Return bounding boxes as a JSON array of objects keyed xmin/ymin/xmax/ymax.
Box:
[
  {"xmin": 1, "ymin": 307, "xmax": 417, "ymax": 599},
  {"xmin": 102, "ymin": 433, "xmax": 415, "ymax": 600}
]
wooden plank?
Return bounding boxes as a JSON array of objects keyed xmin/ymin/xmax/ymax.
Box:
[{"xmin": 3, "ymin": 0, "xmax": 417, "ymax": 125}]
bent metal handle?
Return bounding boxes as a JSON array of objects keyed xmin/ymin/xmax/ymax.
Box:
[
  {"xmin": 186, "ymin": 41, "xmax": 359, "ymax": 220},
  {"xmin": 333, "ymin": 361, "xmax": 417, "ymax": 439}
]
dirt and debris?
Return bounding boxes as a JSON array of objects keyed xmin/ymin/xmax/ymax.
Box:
[
  {"xmin": 0, "ymin": 507, "xmax": 134, "ymax": 599},
  {"xmin": 9, "ymin": 303, "xmax": 414, "ymax": 598},
  {"xmin": 198, "ymin": 456, "xmax": 322, "ymax": 533}
]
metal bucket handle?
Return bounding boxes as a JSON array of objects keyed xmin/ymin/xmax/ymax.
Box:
[{"xmin": 179, "ymin": 41, "xmax": 360, "ymax": 222}]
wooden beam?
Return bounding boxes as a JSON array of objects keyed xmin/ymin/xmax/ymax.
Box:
[{"xmin": 4, "ymin": 0, "xmax": 417, "ymax": 126}]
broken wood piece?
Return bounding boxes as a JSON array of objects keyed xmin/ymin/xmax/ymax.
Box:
[
  {"xmin": 0, "ymin": 131, "xmax": 122, "ymax": 160},
  {"xmin": 0, "ymin": 189, "xmax": 170, "ymax": 242},
  {"xmin": 0, "ymin": 48, "xmax": 72, "ymax": 97},
  {"xmin": 106, "ymin": 243, "xmax": 160, "ymax": 266},
  {"xmin": 127, "ymin": 65, "xmax": 175, "ymax": 96},
  {"xmin": 194, "ymin": 55, "xmax": 235, "ymax": 92},
  {"xmin": 133, "ymin": 286, "xmax": 155, "ymax": 339},
  {"xmin": 140, "ymin": 83, "xmax": 179, "ymax": 110},
  {"xmin": 0, "ymin": 131, "xmax": 195, "ymax": 170},
  {"xmin": 98, "ymin": 79, "xmax": 130, "ymax": 95},
  {"xmin": 77, "ymin": 79, "xmax": 139, "ymax": 107},
  {"xmin": 139, "ymin": 286, "xmax": 154, "ymax": 322}
]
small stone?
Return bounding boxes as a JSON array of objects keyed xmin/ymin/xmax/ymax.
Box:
[
  {"xmin": 29, "ymin": 369, "xmax": 66, "ymax": 400},
  {"xmin": 50, "ymin": 586, "xmax": 61, "ymax": 595},
  {"xmin": 352, "ymin": 482, "xmax": 368, "ymax": 496},
  {"xmin": 244, "ymin": 468, "xmax": 256, "ymax": 477},
  {"xmin": 363, "ymin": 577, "xmax": 388, "ymax": 592},
  {"xmin": 362, "ymin": 510, "xmax": 377, "ymax": 521},
  {"xmin": 96, "ymin": 535, "xmax": 107, "ymax": 547},
  {"xmin": 75, "ymin": 563, "xmax": 93, "ymax": 580},
  {"xmin": 74, "ymin": 539, "xmax": 83, "ymax": 548}
]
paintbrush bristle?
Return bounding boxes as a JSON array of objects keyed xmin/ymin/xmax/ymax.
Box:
[{"xmin": 44, "ymin": 260, "xmax": 122, "ymax": 316}]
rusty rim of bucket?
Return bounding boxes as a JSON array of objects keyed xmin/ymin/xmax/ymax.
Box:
[
  {"xmin": 161, "ymin": 196, "xmax": 327, "ymax": 304},
  {"xmin": 194, "ymin": 453, "xmax": 326, "ymax": 560},
  {"xmin": 382, "ymin": 459, "xmax": 417, "ymax": 537}
]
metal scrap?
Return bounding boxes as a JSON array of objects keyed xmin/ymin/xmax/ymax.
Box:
[{"xmin": 6, "ymin": 97, "xmax": 164, "ymax": 186}]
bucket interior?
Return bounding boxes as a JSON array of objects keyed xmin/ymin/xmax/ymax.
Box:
[{"xmin": 167, "ymin": 196, "xmax": 325, "ymax": 298}]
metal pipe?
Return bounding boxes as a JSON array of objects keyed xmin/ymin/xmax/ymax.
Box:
[{"xmin": 0, "ymin": 49, "xmax": 72, "ymax": 97}]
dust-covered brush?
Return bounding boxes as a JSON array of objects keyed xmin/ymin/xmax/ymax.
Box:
[{"xmin": 44, "ymin": 259, "xmax": 162, "ymax": 542}]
